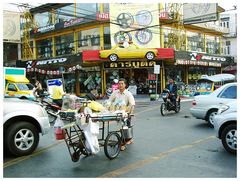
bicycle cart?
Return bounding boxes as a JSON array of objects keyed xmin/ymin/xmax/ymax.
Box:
[{"xmin": 59, "ymin": 110, "xmax": 134, "ymax": 162}]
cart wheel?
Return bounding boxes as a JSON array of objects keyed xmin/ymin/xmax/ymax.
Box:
[
  {"xmin": 71, "ymin": 152, "xmax": 80, "ymax": 162},
  {"xmin": 104, "ymin": 132, "xmax": 121, "ymax": 160}
]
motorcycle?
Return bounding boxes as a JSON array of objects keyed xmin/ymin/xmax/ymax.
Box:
[
  {"xmin": 160, "ymin": 88, "xmax": 181, "ymax": 116},
  {"xmin": 38, "ymin": 92, "xmax": 62, "ymax": 123}
]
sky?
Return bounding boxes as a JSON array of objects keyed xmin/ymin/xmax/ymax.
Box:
[{"xmin": 2, "ymin": 1, "xmax": 238, "ymax": 13}]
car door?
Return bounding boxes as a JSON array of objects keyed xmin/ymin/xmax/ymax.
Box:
[{"xmin": 216, "ymin": 85, "xmax": 237, "ymax": 105}]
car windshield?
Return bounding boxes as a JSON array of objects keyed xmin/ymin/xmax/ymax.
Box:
[{"xmin": 16, "ymin": 83, "xmax": 32, "ymax": 91}]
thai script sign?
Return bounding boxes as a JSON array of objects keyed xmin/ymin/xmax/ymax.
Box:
[{"xmin": 104, "ymin": 61, "xmax": 156, "ymax": 69}]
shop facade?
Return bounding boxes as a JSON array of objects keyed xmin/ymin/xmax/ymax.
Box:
[
  {"xmin": 18, "ymin": 3, "xmax": 234, "ymax": 98},
  {"xmin": 172, "ymin": 50, "xmax": 234, "ymax": 96}
]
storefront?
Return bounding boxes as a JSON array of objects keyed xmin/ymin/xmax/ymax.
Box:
[
  {"xmin": 104, "ymin": 60, "xmax": 161, "ymax": 95},
  {"xmin": 82, "ymin": 48, "xmax": 174, "ymax": 96},
  {"xmin": 173, "ymin": 50, "xmax": 234, "ymax": 96},
  {"xmin": 24, "ymin": 53, "xmax": 83, "ymax": 94}
]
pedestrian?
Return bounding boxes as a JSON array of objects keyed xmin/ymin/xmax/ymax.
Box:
[
  {"xmin": 166, "ymin": 78, "xmax": 178, "ymax": 106},
  {"xmin": 52, "ymin": 80, "xmax": 65, "ymax": 107},
  {"xmin": 109, "ymin": 78, "xmax": 135, "ymax": 151}
]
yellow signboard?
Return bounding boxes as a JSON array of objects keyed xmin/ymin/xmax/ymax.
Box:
[{"xmin": 110, "ymin": 3, "xmax": 160, "ymax": 48}]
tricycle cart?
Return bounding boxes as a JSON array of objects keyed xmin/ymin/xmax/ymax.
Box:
[{"xmin": 60, "ymin": 110, "xmax": 134, "ymax": 162}]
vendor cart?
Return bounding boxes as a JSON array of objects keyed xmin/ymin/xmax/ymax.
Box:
[{"xmin": 59, "ymin": 109, "xmax": 134, "ymax": 162}]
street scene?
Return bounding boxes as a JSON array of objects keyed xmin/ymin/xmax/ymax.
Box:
[
  {"xmin": 3, "ymin": 100, "xmax": 237, "ymax": 178},
  {"xmin": 3, "ymin": 2, "xmax": 237, "ymax": 179}
]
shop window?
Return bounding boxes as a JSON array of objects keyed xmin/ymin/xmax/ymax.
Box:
[
  {"xmin": 163, "ymin": 27, "xmax": 185, "ymax": 50},
  {"xmin": 79, "ymin": 66, "xmax": 102, "ymax": 94},
  {"xmin": 55, "ymin": 4, "xmax": 75, "ymax": 23},
  {"xmin": 206, "ymin": 35, "xmax": 220, "ymax": 54},
  {"xmin": 187, "ymin": 32, "xmax": 204, "ymax": 52},
  {"xmin": 36, "ymin": 38, "xmax": 52, "ymax": 58},
  {"xmin": 76, "ymin": 3, "xmax": 98, "ymax": 17},
  {"xmin": 35, "ymin": 12, "xmax": 52, "ymax": 27},
  {"xmin": 55, "ymin": 33, "xmax": 74, "ymax": 56},
  {"xmin": 104, "ymin": 26, "xmax": 111, "ymax": 50},
  {"xmin": 77, "ymin": 28, "xmax": 100, "ymax": 51}
]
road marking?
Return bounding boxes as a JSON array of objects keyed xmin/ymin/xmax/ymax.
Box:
[
  {"xmin": 3, "ymin": 141, "xmax": 64, "ymax": 168},
  {"xmin": 98, "ymin": 136, "xmax": 216, "ymax": 178}
]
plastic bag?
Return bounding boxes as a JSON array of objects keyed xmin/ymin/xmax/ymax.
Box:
[
  {"xmin": 89, "ymin": 118, "xmax": 99, "ymax": 135},
  {"xmin": 53, "ymin": 115, "xmax": 64, "ymax": 128},
  {"xmin": 84, "ymin": 131, "xmax": 100, "ymax": 154},
  {"xmin": 83, "ymin": 119, "xmax": 100, "ymax": 154}
]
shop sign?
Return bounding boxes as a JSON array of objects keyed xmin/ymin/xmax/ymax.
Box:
[
  {"xmin": 96, "ymin": 12, "xmax": 110, "ymax": 20},
  {"xmin": 175, "ymin": 59, "xmax": 221, "ymax": 67},
  {"xmin": 64, "ymin": 17, "xmax": 85, "ymax": 28},
  {"xmin": 55, "ymin": 16, "xmax": 95, "ymax": 30},
  {"xmin": 175, "ymin": 51, "xmax": 232, "ymax": 67},
  {"xmin": 104, "ymin": 61, "xmax": 156, "ymax": 69},
  {"xmin": 189, "ymin": 52, "xmax": 226, "ymax": 62},
  {"xmin": 26, "ymin": 58, "xmax": 67, "ymax": 68},
  {"xmin": 159, "ymin": 12, "xmax": 169, "ymax": 20},
  {"xmin": 32, "ymin": 24, "xmax": 55, "ymax": 34}
]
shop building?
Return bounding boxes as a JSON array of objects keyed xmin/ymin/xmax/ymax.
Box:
[{"xmin": 19, "ymin": 3, "xmax": 234, "ymax": 97}]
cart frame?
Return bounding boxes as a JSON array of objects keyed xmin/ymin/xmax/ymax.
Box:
[{"xmin": 61, "ymin": 112, "xmax": 133, "ymax": 162}]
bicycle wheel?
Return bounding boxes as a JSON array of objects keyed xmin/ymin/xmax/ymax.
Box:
[{"xmin": 104, "ymin": 132, "xmax": 121, "ymax": 160}]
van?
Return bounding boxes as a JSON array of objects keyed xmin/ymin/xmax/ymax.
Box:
[{"xmin": 5, "ymin": 75, "xmax": 35, "ymax": 100}]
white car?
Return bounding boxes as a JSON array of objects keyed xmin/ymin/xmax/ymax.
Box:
[
  {"xmin": 190, "ymin": 82, "xmax": 237, "ymax": 127},
  {"xmin": 213, "ymin": 101, "xmax": 237, "ymax": 154},
  {"xmin": 4, "ymin": 98, "xmax": 50, "ymax": 157}
]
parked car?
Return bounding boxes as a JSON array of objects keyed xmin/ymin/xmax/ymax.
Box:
[
  {"xmin": 99, "ymin": 42, "xmax": 158, "ymax": 61},
  {"xmin": 213, "ymin": 101, "xmax": 237, "ymax": 154},
  {"xmin": 3, "ymin": 98, "xmax": 50, "ymax": 157},
  {"xmin": 190, "ymin": 82, "xmax": 237, "ymax": 127}
]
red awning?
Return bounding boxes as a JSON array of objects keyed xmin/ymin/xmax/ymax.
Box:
[
  {"xmin": 82, "ymin": 48, "xmax": 174, "ymax": 61},
  {"xmin": 156, "ymin": 48, "xmax": 174, "ymax": 59}
]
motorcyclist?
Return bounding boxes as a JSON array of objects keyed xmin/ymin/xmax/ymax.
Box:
[{"xmin": 166, "ymin": 79, "xmax": 178, "ymax": 107}]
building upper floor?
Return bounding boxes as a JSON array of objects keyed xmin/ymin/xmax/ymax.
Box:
[{"xmin": 21, "ymin": 3, "xmax": 234, "ymax": 60}]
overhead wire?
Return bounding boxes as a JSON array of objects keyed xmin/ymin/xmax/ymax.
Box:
[{"xmin": 11, "ymin": 3, "xmax": 234, "ymax": 52}]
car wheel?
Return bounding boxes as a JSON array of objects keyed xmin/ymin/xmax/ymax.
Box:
[
  {"xmin": 221, "ymin": 124, "xmax": 237, "ymax": 154},
  {"xmin": 109, "ymin": 54, "xmax": 118, "ymax": 62},
  {"xmin": 206, "ymin": 109, "xmax": 218, "ymax": 127},
  {"xmin": 146, "ymin": 52, "xmax": 155, "ymax": 60},
  {"xmin": 5, "ymin": 121, "xmax": 39, "ymax": 157}
]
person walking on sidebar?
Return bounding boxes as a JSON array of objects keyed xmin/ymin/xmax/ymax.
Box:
[
  {"xmin": 109, "ymin": 78, "xmax": 135, "ymax": 151},
  {"xmin": 166, "ymin": 78, "xmax": 178, "ymax": 107},
  {"xmin": 52, "ymin": 80, "xmax": 65, "ymax": 107}
]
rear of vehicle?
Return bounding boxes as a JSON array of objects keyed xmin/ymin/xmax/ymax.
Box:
[{"xmin": 3, "ymin": 98, "xmax": 50, "ymax": 156}]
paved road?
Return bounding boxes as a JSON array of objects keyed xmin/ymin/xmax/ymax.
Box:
[{"xmin": 3, "ymin": 100, "xmax": 237, "ymax": 178}]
